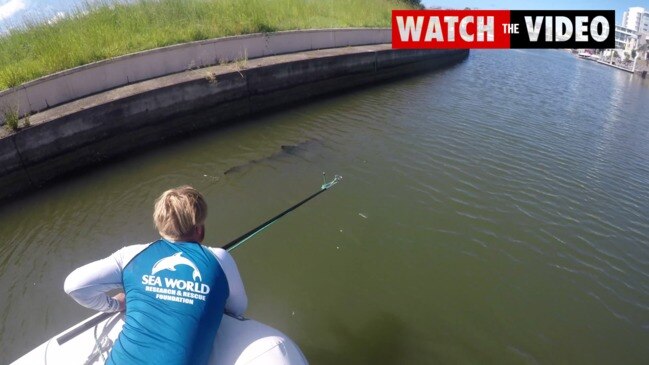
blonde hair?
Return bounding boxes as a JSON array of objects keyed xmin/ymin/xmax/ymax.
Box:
[{"xmin": 153, "ymin": 186, "xmax": 207, "ymax": 240}]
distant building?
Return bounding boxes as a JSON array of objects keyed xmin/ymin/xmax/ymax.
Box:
[
  {"xmin": 615, "ymin": 25, "xmax": 639, "ymax": 50},
  {"xmin": 604, "ymin": 7, "xmax": 649, "ymax": 76},
  {"xmin": 621, "ymin": 6, "xmax": 649, "ymax": 34},
  {"xmin": 637, "ymin": 34, "xmax": 649, "ymax": 59},
  {"xmin": 634, "ymin": 35, "xmax": 649, "ymax": 77}
]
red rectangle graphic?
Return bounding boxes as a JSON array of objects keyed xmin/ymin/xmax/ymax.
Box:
[{"xmin": 392, "ymin": 10, "xmax": 511, "ymax": 49}]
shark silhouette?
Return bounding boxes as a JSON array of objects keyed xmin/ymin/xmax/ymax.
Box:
[
  {"xmin": 151, "ymin": 252, "xmax": 202, "ymax": 281},
  {"xmin": 223, "ymin": 138, "xmax": 322, "ymax": 175}
]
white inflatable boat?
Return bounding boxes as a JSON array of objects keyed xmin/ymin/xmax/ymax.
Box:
[{"xmin": 11, "ymin": 312, "xmax": 308, "ymax": 365}]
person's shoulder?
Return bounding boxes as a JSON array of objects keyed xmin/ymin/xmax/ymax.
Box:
[
  {"xmin": 115, "ymin": 242, "xmax": 153, "ymax": 256},
  {"xmin": 203, "ymin": 245, "xmax": 237, "ymax": 263},
  {"xmin": 203, "ymin": 245, "xmax": 226, "ymax": 257},
  {"xmin": 113, "ymin": 242, "xmax": 155, "ymax": 268}
]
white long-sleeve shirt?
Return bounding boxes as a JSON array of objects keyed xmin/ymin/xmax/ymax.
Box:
[{"xmin": 64, "ymin": 243, "xmax": 247, "ymax": 315}]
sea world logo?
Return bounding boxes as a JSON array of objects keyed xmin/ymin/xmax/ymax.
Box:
[
  {"xmin": 392, "ymin": 10, "xmax": 615, "ymax": 49},
  {"xmin": 152, "ymin": 252, "xmax": 202, "ymax": 281},
  {"xmin": 141, "ymin": 252, "xmax": 210, "ymax": 295}
]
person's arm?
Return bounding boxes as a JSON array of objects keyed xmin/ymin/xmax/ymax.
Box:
[
  {"xmin": 209, "ymin": 247, "xmax": 248, "ymax": 316},
  {"xmin": 64, "ymin": 255, "xmax": 124, "ymax": 312},
  {"xmin": 64, "ymin": 244, "xmax": 149, "ymax": 312}
]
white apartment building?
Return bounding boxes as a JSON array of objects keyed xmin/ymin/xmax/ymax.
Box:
[
  {"xmin": 615, "ymin": 25, "xmax": 639, "ymax": 50},
  {"xmin": 622, "ymin": 6, "xmax": 649, "ymax": 34}
]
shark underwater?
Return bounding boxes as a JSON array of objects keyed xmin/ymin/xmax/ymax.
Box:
[
  {"xmin": 223, "ymin": 138, "xmax": 322, "ymax": 175},
  {"xmin": 151, "ymin": 252, "xmax": 202, "ymax": 281}
]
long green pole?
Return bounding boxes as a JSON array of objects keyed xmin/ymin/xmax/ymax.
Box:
[{"xmin": 222, "ymin": 174, "xmax": 342, "ymax": 252}]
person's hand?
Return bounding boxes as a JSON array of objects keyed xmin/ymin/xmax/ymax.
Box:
[{"xmin": 112, "ymin": 292, "xmax": 126, "ymax": 312}]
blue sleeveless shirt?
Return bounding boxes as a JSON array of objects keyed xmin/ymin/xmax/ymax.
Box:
[{"xmin": 107, "ymin": 239, "xmax": 229, "ymax": 365}]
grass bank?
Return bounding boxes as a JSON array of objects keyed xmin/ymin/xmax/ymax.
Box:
[{"xmin": 0, "ymin": 0, "xmax": 417, "ymax": 90}]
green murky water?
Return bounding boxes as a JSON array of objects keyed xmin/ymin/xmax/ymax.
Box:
[{"xmin": 2, "ymin": 49, "xmax": 649, "ymax": 364}]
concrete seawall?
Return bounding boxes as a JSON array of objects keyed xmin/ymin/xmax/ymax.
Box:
[
  {"xmin": 0, "ymin": 44, "xmax": 468, "ymax": 201},
  {"xmin": 0, "ymin": 28, "xmax": 391, "ymax": 125}
]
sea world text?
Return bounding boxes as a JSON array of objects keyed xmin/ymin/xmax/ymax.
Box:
[{"xmin": 141, "ymin": 274, "xmax": 210, "ymax": 295}]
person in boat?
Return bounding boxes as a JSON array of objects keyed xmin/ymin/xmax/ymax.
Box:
[{"xmin": 64, "ymin": 186, "xmax": 248, "ymax": 364}]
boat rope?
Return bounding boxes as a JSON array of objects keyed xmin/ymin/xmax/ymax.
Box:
[
  {"xmin": 92, "ymin": 322, "xmax": 107, "ymax": 363},
  {"xmin": 84, "ymin": 312, "xmax": 119, "ymax": 364},
  {"xmin": 43, "ymin": 337, "xmax": 53, "ymax": 365}
]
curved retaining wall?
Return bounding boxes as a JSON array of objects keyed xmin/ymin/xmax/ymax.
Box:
[
  {"xmin": 0, "ymin": 28, "xmax": 390, "ymax": 125},
  {"xmin": 0, "ymin": 43, "xmax": 469, "ymax": 201}
]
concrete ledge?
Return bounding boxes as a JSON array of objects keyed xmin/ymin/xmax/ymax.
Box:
[
  {"xmin": 0, "ymin": 44, "xmax": 469, "ymax": 201},
  {"xmin": 0, "ymin": 29, "xmax": 392, "ymax": 124}
]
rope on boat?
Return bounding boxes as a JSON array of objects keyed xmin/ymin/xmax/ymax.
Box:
[{"xmin": 91, "ymin": 321, "xmax": 107, "ymax": 363}]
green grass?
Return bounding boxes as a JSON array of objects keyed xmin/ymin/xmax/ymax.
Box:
[
  {"xmin": 0, "ymin": 0, "xmax": 416, "ymax": 90},
  {"xmin": 2, "ymin": 105, "xmax": 19, "ymax": 131}
]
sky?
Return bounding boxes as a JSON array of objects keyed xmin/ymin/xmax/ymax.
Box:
[
  {"xmin": 0, "ymin": 0, "xmax": 647, "ymax": 31},
  {"xmin": 423, "ymin": 0, "xmax": 645, "ymax": 23},
  {"xmin": 0, "ymin": 0, "xmax": 97, "ymax": 30}
]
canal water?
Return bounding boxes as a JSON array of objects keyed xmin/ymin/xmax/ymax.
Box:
[{"xmin": 2, "ymin": 49, "xmax": 649, "ymax": 364}]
